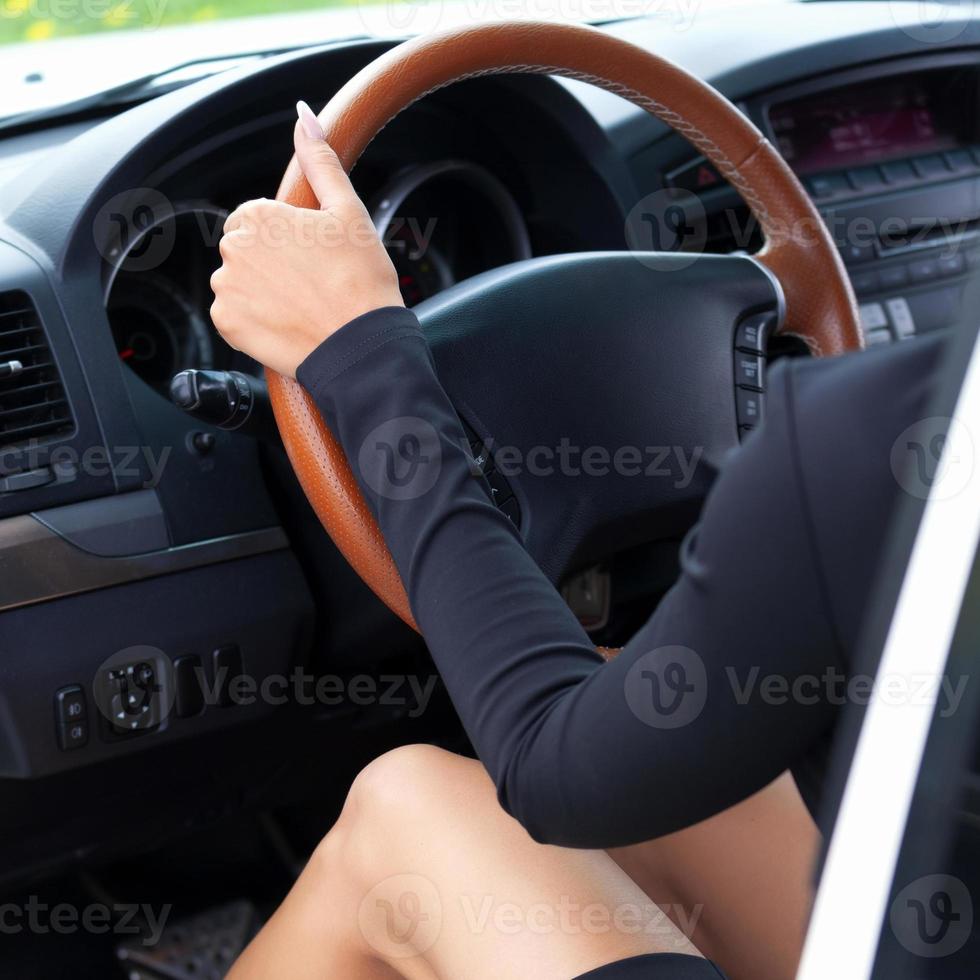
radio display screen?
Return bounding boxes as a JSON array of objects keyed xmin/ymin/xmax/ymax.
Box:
[{"xmin": 768, "ymin": 68, "xmax": 980, "ymax": 176}]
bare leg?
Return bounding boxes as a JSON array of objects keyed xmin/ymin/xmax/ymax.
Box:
[
  {"xmin": 609, "ymin": 772, "xmax": 820, "ymax": 980},
  {"xmin": 229, "ymin": 745, "xmax": 702, "ymax": 980}
]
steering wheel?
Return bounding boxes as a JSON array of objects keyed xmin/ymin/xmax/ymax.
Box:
[{"xmin": 266, "ymin": 21, "xmax": 861, "ymax": 630}]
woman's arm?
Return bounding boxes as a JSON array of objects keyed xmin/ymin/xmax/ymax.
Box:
[
  {"xmin": 212, "ymin": 107, "xmax": 841, "ymax": 847},
  {"xmin": 297, "ymin": 305, "xmax": 840, "ymax": 846}
]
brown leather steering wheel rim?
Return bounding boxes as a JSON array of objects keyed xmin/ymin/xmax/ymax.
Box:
[{"xmin": 268, "ymin": 20, "xmax": 862, "ymax": 631}]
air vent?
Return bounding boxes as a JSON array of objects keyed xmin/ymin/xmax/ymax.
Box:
[{"xmin": 0, "ymin": 291, "xmax": 74, "ymax": 452}]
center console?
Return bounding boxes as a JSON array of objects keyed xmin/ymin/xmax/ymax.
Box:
[
  {"xmin": 766, "ymin": 59, "xmax": 980, "ymax": 346},
  {"xmin": 659, "ymin": 53, "xmax": 980, "ymax": 347}
]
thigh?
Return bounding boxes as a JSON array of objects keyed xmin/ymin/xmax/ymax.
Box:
[
  {"xmin": 608, "ymin": 772, "xmax": 819, "ymax": 980},
  {"xmin": 348, "ymin": 746, "xmax": 705, "ymax": 980}
]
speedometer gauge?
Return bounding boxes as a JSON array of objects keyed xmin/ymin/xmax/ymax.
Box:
[
  {"xmin": 370, "ymin": 160, "xmax": 531, "ymax": 306},
  {"xmin": 103, "ymin": 203, "xmax": 236, "ymax": 395}
]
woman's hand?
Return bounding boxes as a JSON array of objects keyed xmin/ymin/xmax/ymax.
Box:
[{"xmin": 209, "ymin": 100, "xmax": 404, "ymax": 378}]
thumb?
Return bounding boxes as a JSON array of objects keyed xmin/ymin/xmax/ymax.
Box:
[{"xmin": 294, "ymin": 100, "xmax": 356, "ymax": 209}]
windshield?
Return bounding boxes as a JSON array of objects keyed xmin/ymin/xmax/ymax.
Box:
[{"xmin": 0, "ymin": 0, "xmax": 784, "ymax": 120}]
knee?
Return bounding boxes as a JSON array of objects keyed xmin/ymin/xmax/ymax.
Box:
[
  {"xmin": 314, "ymin": 745, "xmax": 478, "ymax": 881},
  {"xmin": 348, "ymin": 743, "xmax": 459, "ymax": 824}
]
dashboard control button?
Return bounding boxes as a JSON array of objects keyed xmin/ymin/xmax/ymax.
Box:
[
  {"xmin": 667, "ymin": 157, "xmax": 724, "ymax": 193},
  {"xmin": 885, "ymin": 298, "xmax": 916, "ymax": 339},
  {"xmin": 485, "ymin": 468, "xmax": 514, "ymax": 508},
  {"xmin": 909, "ymin": 258, "xmax": 939, "ymax": 283},
  {"xmin": 55, "ymin": 685, "xmax": 87, "ymax": 725},
  {"xmin": 880, "ymin": 160, "xmax": 916, "ymax": 184},
  {"xmin": 878, "ymin": 265, "xmax": 910, "ymax": 290},
  {"xmin": 944, "ymin": 149, "xmax": 976, "ymax": 173},
  {"xmin": 850, "ymin": 270, "xmax": 879, "ymax": 295},
  {"xmin": 468, "ymin": 441, "xmax": 495, "ymax": 475},
  {"xmin": 736, "ymin": 388, "xmax": 764, "ymax": 429},
  {"xmin": 807, "ymin": 172, "xmax": 849, "ymax": 199},
  {"xmin": 58, "ymin": 719, "xmax": 89, "ymax": 751},
  {"xmin": 103, "ymin": 661, "xmax": 161, "ymax": 734},
  {"xmin": 0, "ymin": 466, "xmax": 55, "ymax": 494},
  {"xmin": 839, "ymin": 242, "xmax": 875, "ymax": 265},
  {"xmin": 865, "ymin": 329, "xmax": 892, "ymax": 347},
  {"xmin": 734, "ymin": 313, "xmax": 772, "ymax": 354},
  {"xmin": 912, "ymin": 154, "xmax": 950, "ymax": 180},
  {"xmin": 174, "ymin": 656, "xmax": 205, "ymax": 718},
  {"xmin": 859, "ymin": 303, "xmax": 888, "ymax": 331},
  {"xmin": 499, "ymin": 496, "xmax": 521, "ymax": 527},
  {"xmin": 190, "ymin": 431, "xmax": 216, "ymax": 455},
  {"xmin": 937, "ymin": 253, "xmax": 966, "ymax": 277},
  {"xmin": 734, "ymin": 352, "xmax": 764, "ymax": 391},
  {"xmin": 212, "ymin": 645, "xmax": 244, "ymax": 708},
  {"xmin": 847, "ymin": 166, "xmax": 886, "ymax": 192}
]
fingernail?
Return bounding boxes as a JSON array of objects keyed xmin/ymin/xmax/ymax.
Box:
[{"xmin": 296, "ymin": 100, "xmax": 324, "ymax": 140}]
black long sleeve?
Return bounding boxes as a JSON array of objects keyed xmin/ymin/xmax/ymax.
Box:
[{"xmin": 298, "ymin": 305, "xmax": 943, "ymax": 848}]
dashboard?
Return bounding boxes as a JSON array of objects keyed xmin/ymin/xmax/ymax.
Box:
[{"xmin": 1, "ymin": 0, "xmax": 979, "ymax": 885}]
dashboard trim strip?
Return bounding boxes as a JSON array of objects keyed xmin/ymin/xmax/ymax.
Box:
[{"xmin": 0, "ymin": 519, "xmax": 289, "ymax": 612}]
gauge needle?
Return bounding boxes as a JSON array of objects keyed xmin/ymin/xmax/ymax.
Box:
[{"xmin": 119, "ymin": 347, "xmax": 135, "ymax": 361}]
